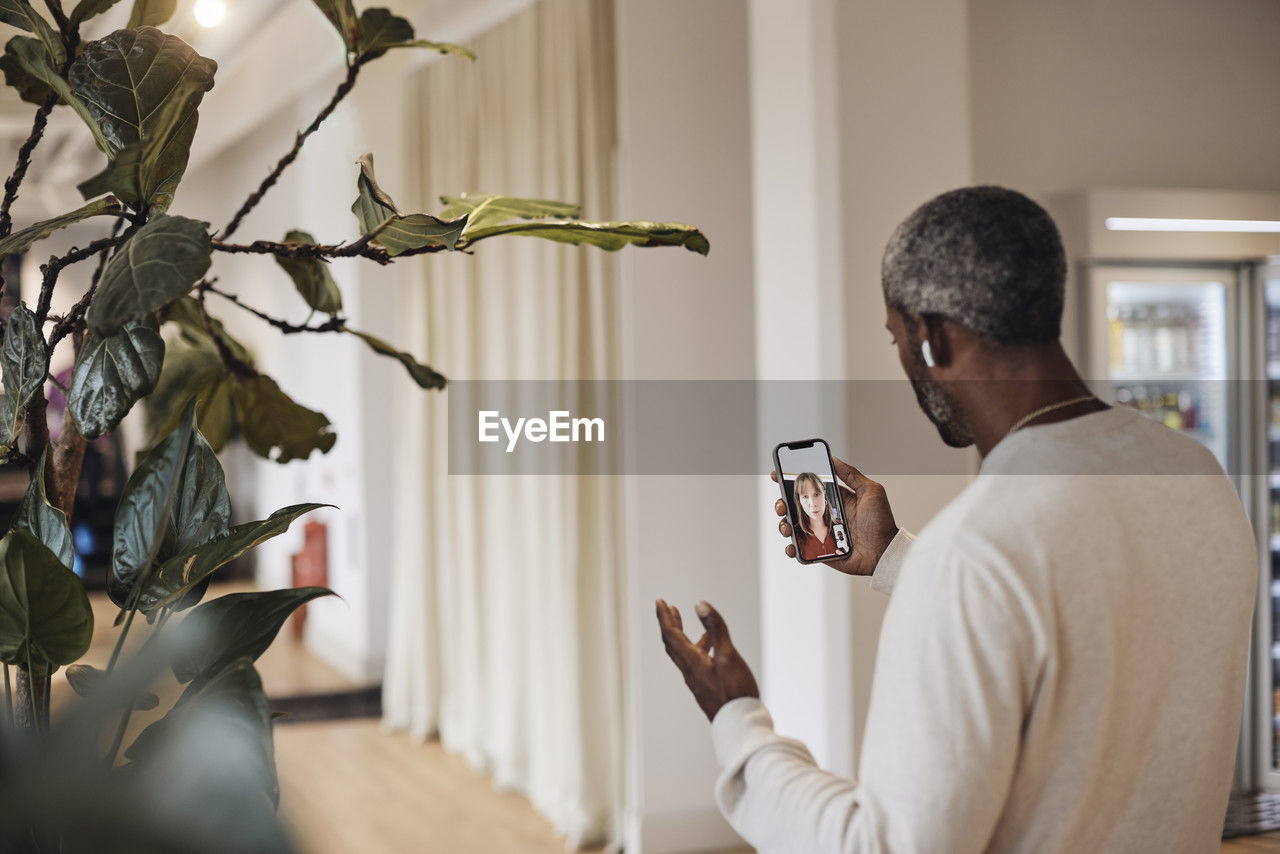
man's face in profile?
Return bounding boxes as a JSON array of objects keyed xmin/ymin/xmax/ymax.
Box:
[{"xmin": 885, "ymin": 304, "xmax": 974, "ymax": 449}]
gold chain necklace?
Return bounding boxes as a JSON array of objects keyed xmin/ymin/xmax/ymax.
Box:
[{"xmin": 1003, "ymin": 394, "xmax": 1098, "ymax": 441}]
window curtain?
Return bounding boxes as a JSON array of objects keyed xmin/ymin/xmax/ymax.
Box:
[{"xmin": 382, "ymin": 0, "xmax": 625, "ymax": 848}]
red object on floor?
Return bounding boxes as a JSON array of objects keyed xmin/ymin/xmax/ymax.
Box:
[{"xmin": 290, "ymin": 520, "xmax": 329, "ymax": 640}]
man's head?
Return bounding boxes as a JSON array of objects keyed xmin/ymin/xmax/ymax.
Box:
[{"xmin": 881, "ymin": 186, "xmax": 1068, "ymax": 447}]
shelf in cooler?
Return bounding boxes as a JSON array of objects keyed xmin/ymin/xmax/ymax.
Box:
[{"xmin": 1109, "ymin": 370, "xmax": 1214, "ymax": 383}]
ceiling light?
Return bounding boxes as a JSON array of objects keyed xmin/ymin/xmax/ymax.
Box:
[
  {"xmin": 1105, "ymin": 217, "xmax": 1280, "ymax": 233},
  {"xmin": 194, "ymin": 0, "xmax": 226, "ymax": 28}
]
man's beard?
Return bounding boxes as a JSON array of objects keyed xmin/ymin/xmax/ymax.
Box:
[{"xmin": 908, "ymin": 347, "xmax": 974, "ymax": 448}]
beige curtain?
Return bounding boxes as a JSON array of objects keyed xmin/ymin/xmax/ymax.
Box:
[{"xmin": 382, "ymin": 0, "xmax": 625, "ymax": 848}]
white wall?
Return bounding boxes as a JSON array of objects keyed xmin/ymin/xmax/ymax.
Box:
[
  {"xmin": 179, "ymin": 1, "xmax": 404, "ymax": 684},
  {"xmin": 180, "ymin": 1, "xmax": 760, "ymax": 850},
  {"xmin": 613, "ymin": 4, "xmax": 759, "ymax": 851},
  {"xmin": 834, "ymin": 0, "xmax": 978, "ymax": 760},
  {"xmin": 970, "ymin": 0, "xmax": 1280, "ymax": 194}
]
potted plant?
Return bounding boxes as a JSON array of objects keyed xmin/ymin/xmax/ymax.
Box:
[{"xmin": 0, "ymin": 0, "xmax": 707, "ymax": 848}]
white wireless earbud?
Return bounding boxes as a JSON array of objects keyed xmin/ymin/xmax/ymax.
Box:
[{"xmin": 921, "ymin": 340, "xmax": 936, "ymax": 368}]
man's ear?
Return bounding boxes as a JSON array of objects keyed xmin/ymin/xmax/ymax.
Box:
[{"xmin": 914, "ymin": 313, "xmax": 952, "ymax": 369}]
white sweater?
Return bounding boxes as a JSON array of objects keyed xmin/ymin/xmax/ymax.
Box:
[{"xmin": 713, "ymin": 406, "xmax": 1257, "ymax": 853}]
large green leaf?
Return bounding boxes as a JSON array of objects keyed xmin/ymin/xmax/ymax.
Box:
[
  {"xmin": 107, "ymin": 401, "xmax": 196, "ymax": 608},
  {"xmin": 439, "ymin": 192, "xmax": 710, "ymax": 255},
  {"xmin": 439, "ymin": 193, "xmax": 580, "ymax": 234},
  {"xmin": 145, "ymin": 345, "xmax": 234, "ymax": 453},
  {"xmin": 145, "ymin": 504, "xmax": 328, "ymax": 615},
  {"xmin": 125, "ymin": 661, "xmax": 276, "ymax": 808},
  {"xmin": 125, "ymin": 0, "xmax": 175, "ymax": 28},
  {"xmin": 0, "ymin": 196, "xmax": 123, "ymax": 261},
  {"xmin": 69, "ymin": 28, "xmax": 216, "ymax": 210},
  {"xmin": 352, "ymin": 153, "xmax": 465, "ymax": 255},
  {"xmin": 65, "ymin": 663, "xmax": 158, "ymax": 709},
  {"xmin": 191, "ymin": 372, "xmax": 234, "ymax": 452},
  {"xmin": 274, "ymin": 230, "xmax": 342, "ymax": 313},
  {"xmin": 69, "ymin": 0, "xmax": 125, "ymax": 26},
  {"xmin": 158, "ymin": 423, "xmax": 229, "ymax": 562},
  {"xmin": 231, "ymin": 374, "xmax": 335, "ymax": 463},
  {"xmin": 129, "ymin": 424, "xmax": 229, "ymax": 615},
  {"xmin": 0, "ymin": 36, "xmax": 111, "ymax": 150},
  {"xmin": 0, "ymin": 35, "xmax": 51, "ymax": 103},
  {"xmin": 0, "ymin": 1, "xmax": 64, "ymax": 67},
  {"xmin": 172, "ymin": 587, "xmax": 333, "ymax": 686},
  {"xmin": 0, "ymin": 530, "xmax": 93, "ymax": 667},
  {"xmin": 86, "ymin": 215, "xmax": 211, "ymax": 334},
  {"xmin": 354, "ymin": 8, "xmax": 474, "ymax": 61},
  {"xmin": 347, "ymin": 329, "xmax": 445, "ymax": 390},
  {"xmin": 127, "ymin": 657, "xmax": 279, "ymax": 805},
  {"xmin": 462, "ymin": 219, "xmax": 711, "ymax": 255},
  {"xmin": 68, "ymin": 316, "xmax": 164, "ymax": 440},
  {"xmin": 310, "ymin": 0, "xmax": 357, "ymax": 51},
  {"xmin": 162, "ymin": 295, "xmax": 253, "ymax": 365},
  {"xmin": 76, "ymin": 121, "xmax": 197, "ymax": 214},
  {"xmin": 11, "ymin": 452, "xmax": 73, "ymax": 569},
  {"xmin": 0, "ymin": 303, "xmax": 49, "ymax": 452}
]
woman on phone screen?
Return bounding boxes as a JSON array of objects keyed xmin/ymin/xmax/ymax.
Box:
[{"xmin": 792, "ymin": 471, "xmax": 840, "ymax": 561}]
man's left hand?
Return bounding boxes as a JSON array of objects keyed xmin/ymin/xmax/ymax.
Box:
[{"xmin": 656, "ymin": 599, "xmax": 759, "ymax": 722}]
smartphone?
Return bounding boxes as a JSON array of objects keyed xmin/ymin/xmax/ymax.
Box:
[{"xmin": 773, "ymin": 438, "xmax": 851, "ymax": 565}]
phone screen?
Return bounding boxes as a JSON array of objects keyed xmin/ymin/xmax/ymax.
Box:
[{"xmin": 774, "ymin": 439, "xmax": 851, "ymax": 564}]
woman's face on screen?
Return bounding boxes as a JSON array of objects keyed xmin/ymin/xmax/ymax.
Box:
[{"xmin": 797, "ymin": 481, "xmax": 826, "ymax": 520}]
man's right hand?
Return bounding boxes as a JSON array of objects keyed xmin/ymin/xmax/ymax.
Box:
[{"xmin": 772, "ymin": 456, "xmax": 899, "ymax": 577}]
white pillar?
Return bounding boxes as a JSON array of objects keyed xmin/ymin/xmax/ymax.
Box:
[
  {"xmin": 614, "ymin": 2, "xmax": 759, "ymax": 851},
  {"xmin": 835, "ymin": 0, "xmax": 976, "ymax": 755},
  {"xmin": 748, "ymin": 0, "xmax": 856, "ymax": 776}
]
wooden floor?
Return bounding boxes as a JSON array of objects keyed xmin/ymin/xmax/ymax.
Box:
[
  {"xmin": 53, "ymin": 583, "xmax": 1280, "ymax": 853},
  {"xmin": 1225, "ymin": 835, "xmax": 1280, "ymax": 852}
]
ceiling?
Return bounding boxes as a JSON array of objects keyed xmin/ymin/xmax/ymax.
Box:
[{"xmin": 0, "ymin": 0, "xmax": 290, "ymax": 225}]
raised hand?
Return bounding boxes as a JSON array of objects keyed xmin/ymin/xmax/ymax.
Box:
[
  {"xmin": 772, "ymin": 456, "xmax": 899, "ymax": 577},
  {"xmin": 655, "ymin": 599, "xmax": 759, "ymax": 722}
]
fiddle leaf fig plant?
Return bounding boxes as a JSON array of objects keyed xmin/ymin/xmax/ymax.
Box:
[{"xmin": 0, "ymin": 0, "xmax": 707, "ymax": 848}]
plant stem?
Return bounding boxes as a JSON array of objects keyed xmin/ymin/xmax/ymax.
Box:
[
  {"xmin": 45, "ymin": 372, "xmax": 68, "ymax": 395},
  {"xmin": 0, "ymin": 95, "xmax": 57, "ymax": 241},
  {"xmin": 36, "ymin": 234, "xmax": 126, "ymax": 326},
  {"xmin": 46, "ymin": 416, "xmax": 86, "ymax": 518},
  {"xmin": 24, "ymin": 654, "xmax": 37, "ymax": 734},
  {"xmin": 43, "ymin": 0, "xmax": 69, "ymax": 36},
  {"xmin": 106, "ymin": 605, "xmax": 171, "ymax": 766},
  {"xmin": 106, "ymin": 603, "xmax": 138, "ymax": 675},
  {"xmin": 47, "ymin": 219, "xmax": 124, "ymax": 351},
  {"xmin": 193, "ymin": 282, "xmax": 257, "ymax": 378},
  {"xmin": 220, "ymin": 58, "xmax": 367, "ymax": 239},
  {"xmin": 206, "ymin": 284, "xmax": 346, "ymax": 335},
  {"xmin": 22, "ymin": 389, "xmax": 51, "ymax": 486},
  {"xmin": 12, "ymin": 668, "xmax": 30, "ymax": 728},
  {"xmin": 210, "ymin": 233, "xmax": 408, "ymax": 266},
  {"xmin": 105, "ymin": 705, "xmax": 131, "ymax": 767}
]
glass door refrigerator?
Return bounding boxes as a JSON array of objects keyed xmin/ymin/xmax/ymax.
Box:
[
  {"xmin": 1084, "ymin": 263, "xmax": 1237, "ymax": 470},
  {"xmin": 1087, "ymin": 259, "xmax": 1280, "ymax": 834},
  {"xmin": 1250, "ymin": 260, "xmax": 1280, "ymax": 828}
]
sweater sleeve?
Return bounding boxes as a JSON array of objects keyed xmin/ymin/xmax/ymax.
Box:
[
  {"xmin": 710, "ymin": 547, "xmax": 1037, "ymax": 854},
  {"xmin": 870, "ymin": 528, "xmax": 915, "ymax": 595}
]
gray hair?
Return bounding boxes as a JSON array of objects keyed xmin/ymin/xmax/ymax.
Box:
[{"xmin": 881, "ymin": 186, "xmax": 1066, "ymax": 345}]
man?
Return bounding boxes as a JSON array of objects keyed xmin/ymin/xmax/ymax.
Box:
[{"xmin": 656, "ymin": 186, "xmax": 1257, "ymax": 853}]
